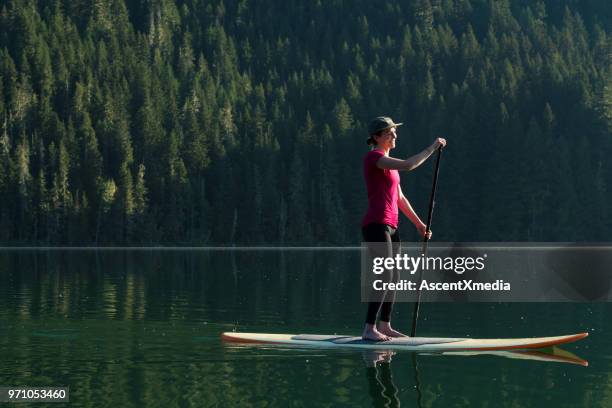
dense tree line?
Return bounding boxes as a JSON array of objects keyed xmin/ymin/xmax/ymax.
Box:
[{"xmin": 0, "ymin": 0, "xmax": 610, "ymax": 245}]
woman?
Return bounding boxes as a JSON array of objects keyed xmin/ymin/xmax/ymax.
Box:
[{"xmin": 362, "ymin": 116, "xmax": 446, "ymax": 341}]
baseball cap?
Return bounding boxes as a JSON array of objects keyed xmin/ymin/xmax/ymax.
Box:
[{"xmin": 368, "ymin": 116, "xmax": 403, "ymax": 135}]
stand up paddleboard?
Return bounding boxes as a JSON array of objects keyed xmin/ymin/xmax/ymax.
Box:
[{"xmin": 221, "ymin": 332, "xmax": 588, "ymax": 352}]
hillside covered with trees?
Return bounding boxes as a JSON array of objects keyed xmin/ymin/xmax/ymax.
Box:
[{"xmin": 0, "ymin": 0, "xmax": 610, "ymax": 245}]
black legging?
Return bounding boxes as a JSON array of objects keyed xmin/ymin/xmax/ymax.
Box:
[{"xmin": 362, "ymin": 223, "xmax": 401, "ymax": 325}]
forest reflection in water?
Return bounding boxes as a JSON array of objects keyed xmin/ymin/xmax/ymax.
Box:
[{"xmin": 0, "ymin": 249, "xmax": 606, "ymax": 407}]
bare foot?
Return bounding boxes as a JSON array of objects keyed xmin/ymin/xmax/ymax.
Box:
[
  {"xmin": 378, "ymin": 321, "xmax": 408, "ymax": 338},
  {"xmin": 362, "ymin": 325, "xmax": 391, "ymax": 341}
]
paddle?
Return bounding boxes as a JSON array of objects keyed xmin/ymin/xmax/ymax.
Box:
[{"xmin": 410, "ymin": 146, "xmax": 443, "ymax": 337}]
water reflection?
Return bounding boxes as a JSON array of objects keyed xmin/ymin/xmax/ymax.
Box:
[
  {"xmin": 0, "ymin": 249, "xmax": 360, "ymax": 324},
  {"xmin": 0, "ymin": 249, "xmax": 607, "ymax": 407},
  {"xmin": 363, "ymin": 351, "xmax": 401, "ymax": 407},
  {"xmin": 362, "ymin": 346, "xmax": 588, "ymax": 408}
]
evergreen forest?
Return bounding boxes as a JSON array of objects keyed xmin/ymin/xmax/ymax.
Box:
[{"xmin": 0, "ymin": 0, "xmax": 610, "ymax": 245}]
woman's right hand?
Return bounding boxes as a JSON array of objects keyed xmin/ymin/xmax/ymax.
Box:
[{"xmin": 417, "ymin": 224, "xmax": 432, "ymax": 240}]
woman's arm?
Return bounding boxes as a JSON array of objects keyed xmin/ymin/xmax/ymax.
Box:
[
  {"xmin": 376, "ymin": 138, "xmax": 445, "ymax": 171},
  {"xmin": 397, "ymin": 186, "xmax": 431, "ymax": 238}
]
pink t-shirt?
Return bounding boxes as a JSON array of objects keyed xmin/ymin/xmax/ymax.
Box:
[{"xmin": 362, "ymin": 149, "xmax": 400, "ymax": 228}]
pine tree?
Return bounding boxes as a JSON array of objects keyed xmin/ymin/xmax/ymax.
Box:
[
  {"xmin": 287, "ymin": 145, "xmax": 310, "ymax": 244},
  {"xmin": 182, "ymin": 92, "xmax": 209, "ymax": 174},
  {"xmin": 77, "ymin": 112, "xmax": 102, "ymax": 216},
  {"xmin": 96, "ymin": 177, "xmax": 117, "ymax": 244},
  {"xmin": 333, "ymin": 98, "xmax": 353, "ymax": 136},
  {"xmin": 0, "ymin": 0, "xmax": 608, "ymax": 245},
  {"xmin": 15, "ymin": 136, "xmax": 32, "ymax": 241}
]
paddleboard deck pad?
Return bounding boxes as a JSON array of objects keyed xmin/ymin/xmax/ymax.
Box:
[{"xmin": 221, "ymin": 332, "xmax": 588, "ymax": 351}]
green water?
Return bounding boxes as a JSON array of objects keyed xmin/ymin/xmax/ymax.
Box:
[{"xmin": 0, "ymin": 250, "xmax": 609, "ymax": 407}]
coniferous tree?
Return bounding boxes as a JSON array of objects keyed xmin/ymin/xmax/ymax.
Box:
[{"xmin": 0, "ymin": 0, "xmax": 608, "ymax": 245}]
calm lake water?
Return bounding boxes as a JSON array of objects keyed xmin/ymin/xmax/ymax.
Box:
[{"xmin": 0, "ymin": 249, "xmax": 609, "ymax": 407}]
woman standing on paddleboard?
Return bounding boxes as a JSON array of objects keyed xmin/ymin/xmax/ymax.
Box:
[{"xmin": 362, "ymin": 116, "xmax": 446, "ymax": 341}]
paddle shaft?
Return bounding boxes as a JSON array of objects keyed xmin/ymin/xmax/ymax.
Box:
[{"xmin": 410, "ymin": 147, "xmax": 443, "ymax": 337}]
